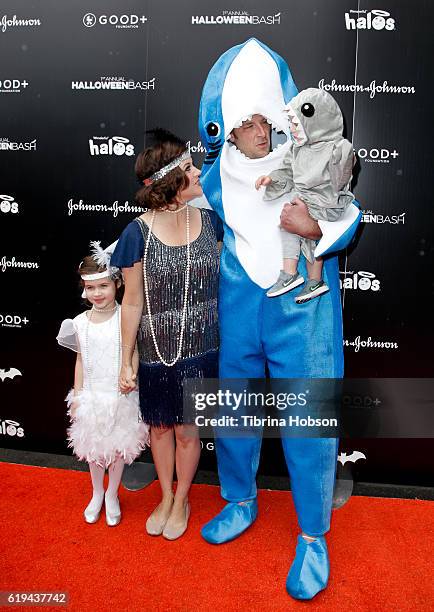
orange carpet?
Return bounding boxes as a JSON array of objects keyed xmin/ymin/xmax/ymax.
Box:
[{"xmin": 1, "ymin": 462, "xmax": 433, "ymax": 611}]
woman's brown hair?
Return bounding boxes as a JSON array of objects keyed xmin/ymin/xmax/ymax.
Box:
[{"xmin": 135, "ymin": 129, "xmax": 190, "ymax": 210}]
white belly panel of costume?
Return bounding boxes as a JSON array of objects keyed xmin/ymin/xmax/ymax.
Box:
[{"xmin": 220, "ymin": 139, "xmax": 293, "ymax": 288}]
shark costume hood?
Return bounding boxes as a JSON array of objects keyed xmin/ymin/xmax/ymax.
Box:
[
  {"xmin": 286, "ymin": 87, "xmax": 344, "ymax": 147},
  {"xmin": 199, "ymin": 38, "xmax": 298, "ymax": 288}
]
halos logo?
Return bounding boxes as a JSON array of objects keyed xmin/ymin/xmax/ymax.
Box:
[
  {"xmin": 0, "ymin": 195, "xmax": 19, "ymax": 214},
  {"xmin": 83, "ymin": 13, "xmax": 147, "ymax": 28},
  {"xmin": 345, "ymin": 9, "xmax": 395, "ymax": 31},
  {"xmin": 318, "ymin": 79, "xmax": 415, "ymax": 100},
  {"xmin": 344, "ymin": 336, "xmax": 398, "ymax": 352},
  {"xmin": 1, "ymin": 15, "xmax": 41, "ymax": 33},
  {"xmin": 67, "ymin": 198, "xmax": 143, "ymax": 217},
  {"xmin": 357, "ymin": 147, "xmax": 398, "ymax": 163},
  {"xmin": 0, "ymin": 79, "xmax": 29, "ymax": 94},
  {"xmin": 339, "ymin": 270, "xmax": 381, "ymax": 292},
  {"xmin": 0, "ymin": 138, "xmax": 36, "ymax": 151},
  {"xmin": 72, "ymin": 76, "xmax": 156, "ymax": 91},
  {"xmin": 89, "ymin": 136, "xmax": 134, "ymax": 157},
  {"xmin": 186, "ymin": 140, "xmax": 207, "ymax": 154},
  {"xmin": 0, "ymin": 418, "xmax": 24, "ymax": 437},
  {"xmin": 1, "ymin": 256, "xmax": 39, "ymax": 272},
  {"xmin": 0, "ymin": 313, "xmax": 29, "ymax": 329},
  {"xmin": 192, "ymin": 11, "xmax": 281, "ymax": 25},
  {"xmin": 362, "ymin": 210, "xmax": 406, "ymax": 225}
]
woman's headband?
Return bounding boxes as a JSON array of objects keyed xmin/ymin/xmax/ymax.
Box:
[{"xmin": 144, "ymin": 145, "xmax": 190, "ymax": 184}]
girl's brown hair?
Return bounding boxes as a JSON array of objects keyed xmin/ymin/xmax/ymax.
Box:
[{"xmin": 135, "ymin": 129, "xmax": 189, "ymax": 210}]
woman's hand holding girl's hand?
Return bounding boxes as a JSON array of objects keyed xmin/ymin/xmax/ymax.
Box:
[{"xmin": 119, "ymin": 364, "xmax": 137, "ymax": 394}]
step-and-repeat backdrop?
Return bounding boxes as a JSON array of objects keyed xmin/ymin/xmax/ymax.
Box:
[{"xmin": 1, "ymin": 0, "xmax": 432, "ymax": 486}]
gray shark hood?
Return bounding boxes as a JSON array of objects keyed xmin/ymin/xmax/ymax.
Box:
[{"xmin": 286, "ymin": 88, "xmax": 343, "ymax": 147}]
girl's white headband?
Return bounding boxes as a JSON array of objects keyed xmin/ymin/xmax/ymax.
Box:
[{"xmin": 81, "ymin": 271, "xmax": 111, "ymax": 281}]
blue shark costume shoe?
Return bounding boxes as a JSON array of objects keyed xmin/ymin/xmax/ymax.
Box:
[
  {"xmin": 201, "ymin": 499, "xmax": 258, "ymax": 544},
  {"xmin": 198, "ymin": 38, "xmax": 361, "ymax": 598},
  {"xmin": 286, "ymin": 535, "xmax": 330, "ymax": 599}
]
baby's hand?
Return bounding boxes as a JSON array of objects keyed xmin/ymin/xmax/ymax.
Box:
[{"xmin": 255, "ymin": 175, "xmax": 272, "ymax": 190}]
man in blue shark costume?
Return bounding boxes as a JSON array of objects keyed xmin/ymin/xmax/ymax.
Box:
[{"xmin": 198, "ymin": 39, "xmax": 361, "ymax": 600}]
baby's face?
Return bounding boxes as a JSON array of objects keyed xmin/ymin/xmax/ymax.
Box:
[{"xmin": 289, "ymin": 120, "xmax": 303, "ymax": 143}]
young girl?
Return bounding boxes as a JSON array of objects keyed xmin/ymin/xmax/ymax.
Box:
[{"xmin": 57, "ymin": 242, "xmax": 149, "ymax": 526}]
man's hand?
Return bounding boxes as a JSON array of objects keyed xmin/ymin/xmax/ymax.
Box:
[
  {"xmin": 255, "ymin": 175, "xmax": 272, "ymax": 190},
  {"xmin": 280, "ymin": 197, "xmax": 322, "ymax": 240}
]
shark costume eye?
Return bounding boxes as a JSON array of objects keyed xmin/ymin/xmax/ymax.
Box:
[
  {"xmin": 205, "ymin": 122, "xmax": 221, "ymax": 138},
  {"xmin": 203, "ymin": 121, "xmax": 223, "ymax": 165},
  {"xmin": 301, "ymin": 103, "xmax": 315, "ymax": 117}
]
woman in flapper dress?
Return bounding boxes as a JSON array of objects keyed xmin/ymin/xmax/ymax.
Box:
[{"xmin": 111, "ymin": 129, "xmax": 222, "ymax": 540}]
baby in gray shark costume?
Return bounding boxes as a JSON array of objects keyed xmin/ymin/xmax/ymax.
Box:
[{"xmin": 256, "ymin": 88, "xmax": 355, "ymax": 302}]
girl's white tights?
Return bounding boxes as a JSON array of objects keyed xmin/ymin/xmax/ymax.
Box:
[
  {"xmin": 105, "ymin": 457, "xmax": 125, "ymax": 515},
  {"xmin": 86, "ymin": 458, "xmax": 125, "ymax": 516},
  {"xmin": 86, "ymin": 461, "xmax": 105, "ymax": 514}
]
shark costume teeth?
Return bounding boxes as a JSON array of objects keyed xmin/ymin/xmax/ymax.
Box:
[
  {"xmin": 232, "ymin": 114, "xmax": 281, "ymax": 132},
  {"xmin": 284, "ymin": 103, "xmax": 308, "ymax": 147}
]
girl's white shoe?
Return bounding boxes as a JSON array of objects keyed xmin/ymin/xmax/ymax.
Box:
[
  {"xmin": 84, "ymin": 492, "xmax": 104, "ymax": 524},
  {"xmin": 104, "ymin": 492, "xmax": 121, "ymax": 527}
]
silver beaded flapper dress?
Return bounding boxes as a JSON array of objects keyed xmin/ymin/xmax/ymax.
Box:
[{"xmin": 111, "ymin": 209, "xmax": 221, "ymax": 426}]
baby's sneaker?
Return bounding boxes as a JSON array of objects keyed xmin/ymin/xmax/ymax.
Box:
[
  {"xmin": 295, "ymin": 279, "xmax": 329, "ymax": 304},
  {"xmin": 266, "ymin": 271, "xmax": 304, "ymax": 298}
]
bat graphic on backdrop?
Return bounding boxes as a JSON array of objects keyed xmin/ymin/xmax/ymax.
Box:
[
  {"xmin": 0, "ymin": 368, "xmax": 22, "ymax": 382},
  {"xmin": 337, "ymin": 451, "xmax": 366, "ymax": 465}
]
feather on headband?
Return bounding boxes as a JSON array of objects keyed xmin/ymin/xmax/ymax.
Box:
[{"xmin": 81, "ymin": 241, "xmax": 120, "ymax": 281}]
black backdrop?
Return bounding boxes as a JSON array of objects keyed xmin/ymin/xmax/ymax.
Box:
[{"xmin": 1, "ymin": 0, "xmax": 433, "ymax": 486}]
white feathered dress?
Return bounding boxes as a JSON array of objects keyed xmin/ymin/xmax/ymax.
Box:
[{"xmin": 57, "ymin": 306, "xmax": 149, "ymax": 468}]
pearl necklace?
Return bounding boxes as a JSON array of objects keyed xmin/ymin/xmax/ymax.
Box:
[
  {"xmin": 84, "ymin": 303, "xmax": 121, "ymax": 437},
  {"xmin": 143, "ymin": 207, "xmax": 190, "ymax": 367},
  {"xmin": 92, "ymin": 303, "xmax": 117, "ymax": 313},
  {"xmin": 163, "ymin": 203, "xmax": 187, "ymax": 214}
]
